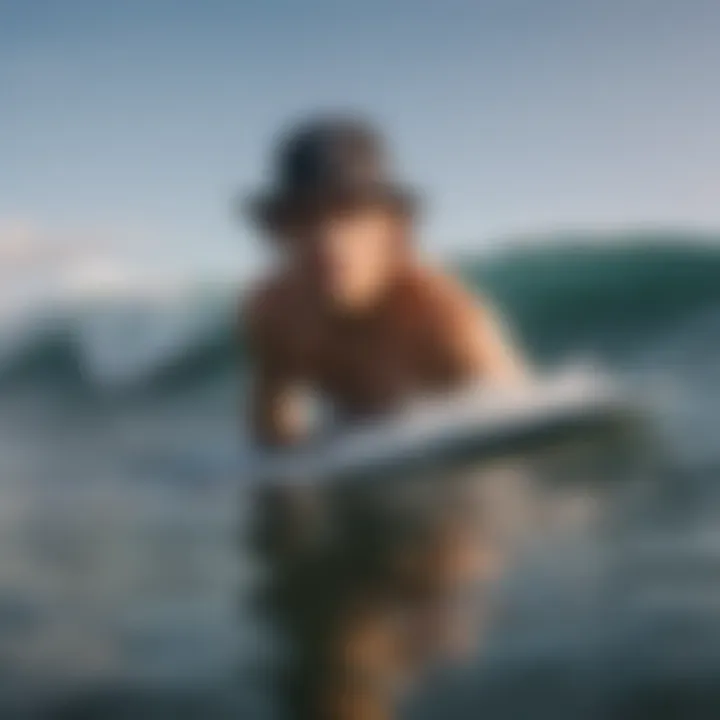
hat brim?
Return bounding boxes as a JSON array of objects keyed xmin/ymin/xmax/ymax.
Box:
[{"xmin": 242, "ymin": 183, "xmax": 420, "ymax": 231}]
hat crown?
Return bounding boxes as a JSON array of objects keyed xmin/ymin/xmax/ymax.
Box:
[
  {"xmin": 244, "ymin": 116, "xmax": 418, "ymax": 229},
  {"xmin": 275, "ymin": 118, "xmax": 389, "ymax": 193}
]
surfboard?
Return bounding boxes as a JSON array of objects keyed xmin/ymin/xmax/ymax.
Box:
[{"xmin": 252, "ymin": 365, "xmax": 643, "ymax": 487}]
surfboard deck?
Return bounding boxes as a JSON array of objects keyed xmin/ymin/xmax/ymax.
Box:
[{"xmin": 253, "ymin": 366, "xmax": 643, "ymax": 487}]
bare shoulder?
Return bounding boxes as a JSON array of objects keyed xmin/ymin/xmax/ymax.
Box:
[
  {"xmin": 403, "ymin": 265, "xmax": 490, "ymax": 326},
  {"xmin": 404, "ymin": 264, "xmax": 526, "ymax": 382}
]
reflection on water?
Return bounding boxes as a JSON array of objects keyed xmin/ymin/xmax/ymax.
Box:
[
  {"xmin": 1, "ymin": 402, "xmax": 719, "ymax": 719},
  {"xmin": 242, "ymin": 420, "xmax": 650, "ymax": 719}
]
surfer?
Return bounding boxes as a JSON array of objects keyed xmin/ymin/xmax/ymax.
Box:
[
  {"xmin": 244, "ymin": 116, "xmax": 524, "ymax": 440},
  {"xmin": 241, "ymin": 116, "xmax": 527, "ymax": 719}
]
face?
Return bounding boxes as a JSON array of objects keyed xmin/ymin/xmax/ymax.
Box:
[{"xmin": 275, "ymin": 204, "xmax": 408, "ymax": 311}]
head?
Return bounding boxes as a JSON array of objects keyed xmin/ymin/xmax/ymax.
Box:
[
  {"xmin": 246, "ymin": 116, "xmax": 420, "ymax": 311},
  {"xmin": 270, "ymin": 198, "xmax": 413, "ymax": 311}
]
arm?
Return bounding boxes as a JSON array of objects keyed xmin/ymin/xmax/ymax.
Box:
[
  {"xmin": 243, "ymin": 289, "xmax": 308, "ymax": 448},
  {"xmin": 249, "ymin": 359, "xmax": 308, "ymax": 447},
  {"xmin": 428, "ymin": 274, "xmax": 528, "ymax": 386},
  {"xmin": 242, "ymin": 289, "xmax": 316, "ymax": 562},
  {"xmin": 466, "ymin": 300, "xmax": 527, "ymax": 384}
]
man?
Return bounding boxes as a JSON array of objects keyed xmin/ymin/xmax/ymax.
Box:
[
  {"xmin": 243, "ymin": 116, "xmax": 525, "ymax": 444},
  {"xmin": 242, "ymin": 116, "xmax": 526, "ymax": 719}
]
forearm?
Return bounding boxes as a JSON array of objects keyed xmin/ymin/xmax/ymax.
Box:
[{"xmin": 249, "ymin": 375, "xmax": 309, "ymax": 448}]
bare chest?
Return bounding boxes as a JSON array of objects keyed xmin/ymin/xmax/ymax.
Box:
[{"xmin": 299, "ymin": 319, "xmax": 436, "ymax": 417}]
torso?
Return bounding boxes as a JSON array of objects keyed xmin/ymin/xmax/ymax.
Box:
[
  {"xmin": 250, "ymin": 265, "xmax": 465, "ymax": 421},
  {"xmin": 305, "ymin": 308, "xmax": 430, "ymax": 418}
]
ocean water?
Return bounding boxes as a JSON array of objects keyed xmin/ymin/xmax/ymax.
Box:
[{"xmin": 1, "ymin": 234, "xmax": 720, "ymax": 718}]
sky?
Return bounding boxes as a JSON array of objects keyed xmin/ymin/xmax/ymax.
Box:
[{"xmin": 2, "ymin": 0, "xmax": 720, "ymax": 278}]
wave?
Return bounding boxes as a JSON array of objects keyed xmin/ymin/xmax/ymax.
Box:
[
  {"xmin": 461, "ymin": 234, "xmax": 720, "ymax": 358},
  {"xmin": 1, "ymin": 233, "xmax": 719, "ymax": 398}
]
